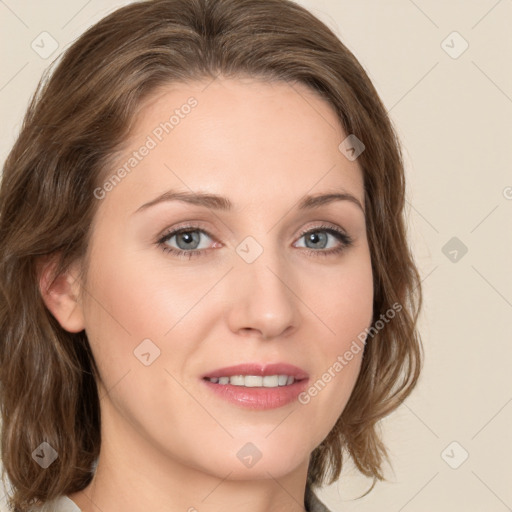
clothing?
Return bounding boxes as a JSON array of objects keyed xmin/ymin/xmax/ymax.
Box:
[
  {"xmin": 28, "ymin": 496, "xmax": 80, "ymax": 512},
  {"xmin": 29, "ymin": 485, "xmax": 331, "ymax": 511},
  {"xmin": 305, "ymin": 485, "xmax": 332, "ymax": 512}
]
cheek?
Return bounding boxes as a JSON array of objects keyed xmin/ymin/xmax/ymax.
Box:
[
  {"xmin": 298, "ymin": 250, "xmax": 373, "ymax": 429},
  {"xmin": 78, "ymin": 241, "xmax": 173, "ymax": 388},
  {"xmin": 306, "ymin": 250, "xmax": 374, "ymax": 345},
  {"xmin": 79, "ymin": 238, "xmax": 222, "ymax": 396},
  {"xmin": 82, "ymin": 240, "xmax": 200, "ymax": 340}
]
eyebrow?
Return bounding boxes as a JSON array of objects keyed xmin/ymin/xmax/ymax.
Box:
[{"xmin": 132, "ymin": 189, "xmax": 364, "ymax": 215}]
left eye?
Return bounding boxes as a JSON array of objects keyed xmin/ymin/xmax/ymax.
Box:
[{"xmin": 295, "ymin": 228, "xmax": 348, "ymax": 250}]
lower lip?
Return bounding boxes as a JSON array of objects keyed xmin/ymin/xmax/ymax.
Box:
[{"xmin": 202, "ymin": 378, "xmax": 309, "ymax": 410}]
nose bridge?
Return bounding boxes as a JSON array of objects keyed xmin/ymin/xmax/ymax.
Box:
[{"xmin": 226, "ymin": 233, "xmax": 299, "ymax": 339}]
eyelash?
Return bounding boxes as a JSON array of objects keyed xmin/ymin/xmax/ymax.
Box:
[{"xmin": 156, "ymin": 223, "xmax": 353, "ymax": 260}]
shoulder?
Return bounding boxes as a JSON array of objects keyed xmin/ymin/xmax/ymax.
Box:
[{"xmin": 28, "ymin": 496, "xmax": 81, "ymax": 512}]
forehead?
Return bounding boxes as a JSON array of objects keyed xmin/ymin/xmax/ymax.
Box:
[{"xmin": 100, "ymin": 77, "xmax": 364, "ymax": 214}]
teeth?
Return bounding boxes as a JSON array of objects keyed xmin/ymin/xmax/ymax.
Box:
[
  {"xmin": 263, "ymin": 375, "xmax": 278, "ymax": 387},
  {"xmin": 206, "ymin": 374, "xmax": 296, "ymax": 387},
  {"xmin": 245, "ymin": 375, "xmax": 262, "ymax": 387},
  {"xmin": 229, "ymin": 375, "xmax": 245, "ymax": 386},
  {"xmin": 278, "ymin": 375, "xmax": 288, "ymax": 386}
]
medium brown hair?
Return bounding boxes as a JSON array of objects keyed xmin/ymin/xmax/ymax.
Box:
[{"xmin": 0, "ymin": 0, "xmax": 423, "ymax": 509}]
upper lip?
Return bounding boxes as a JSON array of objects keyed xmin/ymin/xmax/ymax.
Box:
[{"xmin": 202, "ymin": 363, "xmax": 309, "ymax": 380}]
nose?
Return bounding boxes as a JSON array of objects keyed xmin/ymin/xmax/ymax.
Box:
[{"xmin": 225, "ymin": 249, "xmax": 300, "ymax": 341}]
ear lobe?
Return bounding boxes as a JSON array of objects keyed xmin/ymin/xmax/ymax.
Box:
[{"xmin": 37, "ymin": 255, "xmax": 85, "ymax": 333}]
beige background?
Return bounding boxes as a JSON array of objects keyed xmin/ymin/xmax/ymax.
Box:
[{"xmin": 1, "ymin": 1, "xmax": 511, "ymax": 510}]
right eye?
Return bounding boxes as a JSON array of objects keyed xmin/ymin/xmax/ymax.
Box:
[{"xmin": 157, "ymin": 225, "xmax": 217, "ymax": 259}]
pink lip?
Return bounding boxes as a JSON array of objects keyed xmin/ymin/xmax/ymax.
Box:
[
  {"xmin": 201, "ymin": 363, "xmax": 309, "ymax": 410},
  {"xmin": 201, "ymin": 363, "xmax": 309, "ymax": 380}
]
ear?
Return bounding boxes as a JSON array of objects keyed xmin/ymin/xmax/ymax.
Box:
[{"xmin": 37, "ymin": 255, "xmax": 85, "ymax": 333}]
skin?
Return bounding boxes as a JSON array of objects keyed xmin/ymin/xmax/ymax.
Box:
[{"xmin": 41, "ymin": 76, "xmax": 373, "ymax": 512}]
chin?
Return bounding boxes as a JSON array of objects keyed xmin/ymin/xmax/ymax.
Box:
[{"xmin": 205, "ymin": 437, "xmax": 310, "ymax": 480}]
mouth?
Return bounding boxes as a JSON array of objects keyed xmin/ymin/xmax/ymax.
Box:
[{"xmin": 201, "ymin": 363, "xmax": 309, "ymax": 410}]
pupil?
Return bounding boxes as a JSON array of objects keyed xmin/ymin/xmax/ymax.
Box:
[
  {"xmin": 307, "ymin": 232, "xmax": 326, "ymax": 248},
  {"xmin": 179, "ymin": 231, "xmax": 198, "ymax": 249}
]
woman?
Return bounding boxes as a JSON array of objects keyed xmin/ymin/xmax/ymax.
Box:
[{"xmin": 0, "ymin": 0, "xmax": 423, "ymax": 511}]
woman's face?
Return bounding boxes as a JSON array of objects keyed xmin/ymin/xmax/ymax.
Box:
[{"xmin": 75, "ymin": 77, "xmax": 373, "ymax": 481}]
